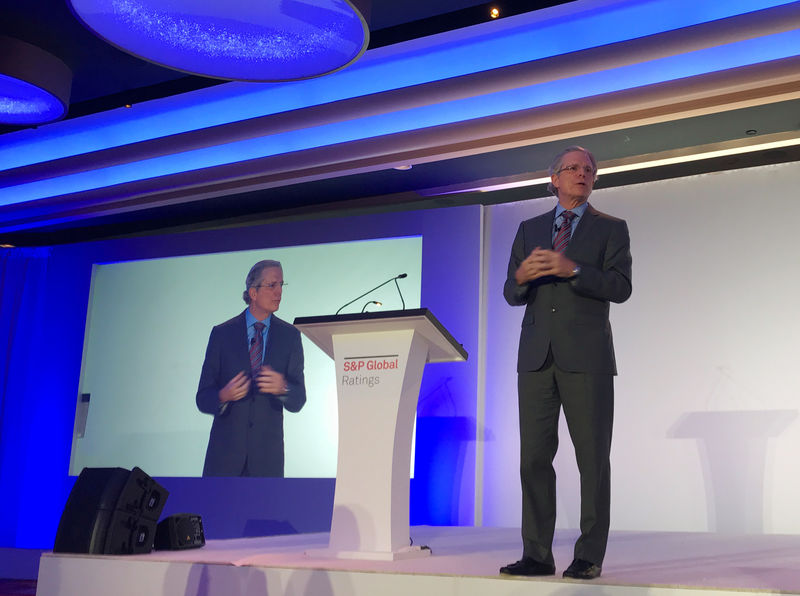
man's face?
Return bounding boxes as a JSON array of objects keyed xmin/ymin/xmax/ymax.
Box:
[
  {"xmin": 248, "ymin": 266, "xmax": 283, "ymax": 319},
  {"xmin": 551, "ymin": 150, "xmax": 595, "ymax": 206}
]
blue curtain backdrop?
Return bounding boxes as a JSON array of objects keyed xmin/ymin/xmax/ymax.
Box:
[
  {"xmin": 0, "ymin": 246, "xmax": 89, "ymax": 549},
  {"xmin": 0, "ymin": 247, "xmax": 53, "ymax": 546}
]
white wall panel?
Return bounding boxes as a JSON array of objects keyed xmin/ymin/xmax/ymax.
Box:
[{"xmin": 483, "ymin": 161, "xmax": 800, "ymax": 534}]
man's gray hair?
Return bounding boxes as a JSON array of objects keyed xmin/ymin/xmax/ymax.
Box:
[
  {"xmin": 243, "ymin": 260, "xmax": 282, "ymax": 304},
  {"xmin": 546, "ymin": 145, "xmax": 598, "ymax": 197}
]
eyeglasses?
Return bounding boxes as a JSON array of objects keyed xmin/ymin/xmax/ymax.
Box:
[
  {"xmin": 557, "ymin": 164, "xmax": 596, "ymax": 176},
  {"xmin": 255, "ymin": 282, "xmax": 287, "ymax": 290}
]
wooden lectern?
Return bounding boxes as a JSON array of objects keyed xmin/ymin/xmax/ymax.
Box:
[{"xmin": 294, "ymin": 309, "xmax": 467, "ymax": 560}]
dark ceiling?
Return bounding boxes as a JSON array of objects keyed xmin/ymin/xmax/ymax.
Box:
[
  {"xmin": 1, "ymin": 1, "xmax": 799, "ymax": 246},
  {"xmin": 0, "ymin": 0, "xmax": 563, "ymax": 124}
]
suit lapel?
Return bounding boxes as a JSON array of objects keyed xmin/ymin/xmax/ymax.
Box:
[
  {"xmin": 565, "ymin": 203, "xmax": 597, "ymax": 256},
  {"xmin": 263, "ymin": 315, "xmax": 284, "ymax": 368},
  {"xmin": 235, "ymin": 311, "xmax": 252, "ymax": 373},
  {"xmin": 533, "ymin": 208, "xmax": 557, "ymax": 250}
]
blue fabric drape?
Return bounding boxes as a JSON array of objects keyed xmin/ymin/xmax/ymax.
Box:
[{"xmin": 0, "ymin": 247, "xmax": 51, "ymax": 545}]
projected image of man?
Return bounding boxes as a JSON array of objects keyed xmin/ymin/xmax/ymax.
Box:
[{"xmin": 196, "ymin": 260, "xmax": 306, "ymax": 477}]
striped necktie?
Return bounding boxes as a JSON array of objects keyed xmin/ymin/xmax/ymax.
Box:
[
  {"xmin": 250, "ymin": 321, "xmax": 265, "ymax": 374},
  {"xmin": 553, "ymin": 210, "xmax": 575, "ymax": 253}
]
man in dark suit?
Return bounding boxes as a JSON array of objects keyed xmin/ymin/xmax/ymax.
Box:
[
  {"xmin": 196, "ymin": 259, "xmax": 306, "ymax": 477},
  {"xmin": 500, "ymin": 146, "xmax": 632, "ymax": 580}
]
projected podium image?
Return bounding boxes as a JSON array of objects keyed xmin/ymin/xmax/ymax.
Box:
[{"xmin": 294, "ymin": 309, "xmax": 467, "ymax": 560}]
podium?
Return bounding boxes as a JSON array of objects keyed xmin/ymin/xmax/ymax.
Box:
[{"xmin": 294, "ymin": 309, "xmax": 467, "ymax": 560}]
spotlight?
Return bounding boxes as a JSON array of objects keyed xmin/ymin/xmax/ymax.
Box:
[{"xmin": 490, "ymin": 7, "xmax": 501, "ymax": 19}]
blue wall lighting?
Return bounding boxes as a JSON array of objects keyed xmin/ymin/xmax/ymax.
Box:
[
  {"xmin": 0, "ymin": 37, "xmax": 72, "ymax": 126},
  {"xmin": 67, "ymin": 0, "xmax": 370, "ymax": 82}
]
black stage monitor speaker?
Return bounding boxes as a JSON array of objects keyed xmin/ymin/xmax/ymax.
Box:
[
  {"xmin": 54, "ymin": 466, "xmax": 168, "ymax": 555},
  {"xmin": 154, "ymin": 514, "xmax": 205, "ymax": 550}
]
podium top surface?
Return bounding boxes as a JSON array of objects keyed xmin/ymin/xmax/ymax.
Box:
[{"xmin": 293, "ymin": 308, "xmax": 468, "ymax": 363}]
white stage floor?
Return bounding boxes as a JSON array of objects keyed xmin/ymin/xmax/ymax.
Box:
[{"xmin": 37, "ymin": 526, "xmax": 800, "ymax": 596}]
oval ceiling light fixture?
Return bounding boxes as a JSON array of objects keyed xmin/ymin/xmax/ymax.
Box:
[
  {"xmin": 67, "ymin": 0, "xmax": 371, "ymax": 82},
  {"xmin": 0, "ymin": 36, "xmax": 72, "ymax": 126}
]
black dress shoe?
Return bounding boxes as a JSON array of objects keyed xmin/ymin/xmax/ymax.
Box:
[
  {"xmin": 562, "ymin": 558, "xmax": 602, "ymax": 579},
  {"xmin": 499, "ymin": 557, "xmax": 556, "ymax": 576}
]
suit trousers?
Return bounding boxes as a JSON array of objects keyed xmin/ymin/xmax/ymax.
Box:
[{"xmin": 518, "ymin": 353, "xmax": 614, "ymax": 566}]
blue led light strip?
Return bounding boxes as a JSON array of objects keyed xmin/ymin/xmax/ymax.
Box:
[
  {"xmin": 0, "ymin": 0, "xmax": 798, "ymax": 212},
  {"xmin": 0, "ymin": 0, "xmax": 794, "ymax": 170}
]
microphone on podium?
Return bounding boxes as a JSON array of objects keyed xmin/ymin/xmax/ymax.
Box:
[
  {"xmin": 335, "ymin": 274, "xmax": 407, "ymax": 315},
  {"xmin": 361, "ymin": 301, "xmax": 382, "ymax": 313}
]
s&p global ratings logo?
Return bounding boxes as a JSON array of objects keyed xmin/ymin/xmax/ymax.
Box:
[{"xmin": 342, "ymin": 354, "xmax": 399, "ymax": 389}]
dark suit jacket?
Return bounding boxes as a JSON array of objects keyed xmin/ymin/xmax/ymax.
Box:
[
  {"xmin": 196, "ymin": 310, "xmax": 306, "ymax": 477},
  {"xmin": 503, "ymin": 204, "xmax": 632, "ymax": 374}
]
